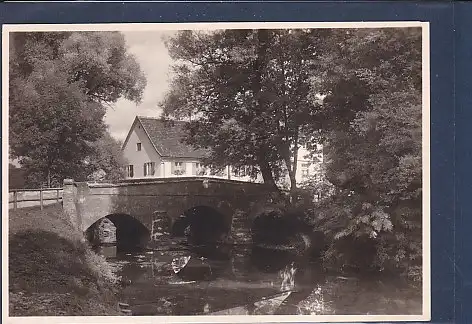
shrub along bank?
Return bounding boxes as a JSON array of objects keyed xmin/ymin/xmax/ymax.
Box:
[{"xmin": 8, "ymin": 203, "xmax": 121, "ymax": 316}]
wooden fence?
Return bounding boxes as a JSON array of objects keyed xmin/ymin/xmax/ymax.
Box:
[{"xmin": 9, "ymin": 187, "xmax": 63, "ymax": 210}]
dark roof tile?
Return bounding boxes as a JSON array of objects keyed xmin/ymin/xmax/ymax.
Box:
[{"xmin": 137, "ymin": 116, "xmax": 208, "ymax": 159}]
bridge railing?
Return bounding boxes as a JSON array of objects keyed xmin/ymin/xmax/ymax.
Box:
[{"xmin": 8, "ymin": 187, "xmax": 63, "ymax": 210}]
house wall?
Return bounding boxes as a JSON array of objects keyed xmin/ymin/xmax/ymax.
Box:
[
  {"xmin": 123, "ymin": 122, "xmax": 163, "ymax": 179},
  {"xmin": 295, "ymin": 145, "xmax": 324, "ymax": 183},
  {"xmin": 122, "ymin": 118, "xmax": 322, "ymax": 185},
  {"xmin": 228, "ymin": 166, "xmax": 264, "ymax": 183},
  {"xmin": 161, "ymin": 159, "xmax": 204, "ymax": 178},
  {"xmin": 160, "ymin": 161, "xmax": 263, "ymax": 183},
  {"xmin": 274, "ymin": 144, "xmax": 324, "ymax": 187}
]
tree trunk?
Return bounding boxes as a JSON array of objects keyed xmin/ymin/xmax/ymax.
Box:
[
  {"xmin": 282, "ymin": 131, "xmax": 299, "ymax": 204},
  {"xmin": 258, "ymin": 158, "xmax": 279, "ymax": 193},
  {"xmin": 290, "ymin": 131, "xmax": 299, "ymax": 201},
  {"xmin": 253, "ymin": 29, "xmax": 269, "ymax": 98},
  {"xmin": 252, "ymin": 30, "xmax": 279, "ymax": 195}
]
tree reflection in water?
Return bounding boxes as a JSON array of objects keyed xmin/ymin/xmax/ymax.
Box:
[{"xmin": 279, "ymin": 262, "xmax": 297, "ymax": 292}]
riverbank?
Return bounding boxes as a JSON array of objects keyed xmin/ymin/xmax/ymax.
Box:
[{"xmin": 8, "ymin": 204, "xmax": 121, "ymax": 316}]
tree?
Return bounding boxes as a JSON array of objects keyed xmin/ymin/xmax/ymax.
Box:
[
  {"xmin": 307, "ymin": 28, "xmax": 423, "ymax": 275},
  {"xmin": 9, "ymin": 32, "xmax": 146, "ymax": 187},
  {"xmin": 86, "ymin": 132, "xmax": 128, "ymax": 182},
  {"xmin": 9, "ymin": 163, "xmax": 25, "ymax": 189},
  {"xmin": 161, "ymin": 29, "xmax": 326, "ymax": 196}
]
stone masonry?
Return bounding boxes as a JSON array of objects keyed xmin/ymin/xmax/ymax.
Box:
[{"xmin": 62, "ymin": 177, "xmax": 272, "ymax": 245}]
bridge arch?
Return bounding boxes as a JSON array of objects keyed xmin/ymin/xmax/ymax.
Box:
[
  {"xmin": 85, "ymin": 213, "xmax": 150, "ymax": 252},
  {"xmin": 251, "ymin": 208, "xmax": 296, "ymax": 245},
  {"xmin": 171, "ymin": 205, "xmax": 231, "ymax": 245},
  {"xmin": 249, "ymin": 205, "xmax": 312, "ymax": 247}
]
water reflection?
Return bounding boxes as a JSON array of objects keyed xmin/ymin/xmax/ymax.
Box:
[
  {"xmin": 108, "ymin": 243, "xmax": 322, "ymax": 316},
  {"xmin": 250, "ymin": 247, "xmax": 294, "ymax": 273},
  {"xmin": 106, "ymin": 243, "xmax": 421, "ymax": 316},
  {"xmin": 279, "ymin": 262, "xmax": 297, "ymax": 292}
]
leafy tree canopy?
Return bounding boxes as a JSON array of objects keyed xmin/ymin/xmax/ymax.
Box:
[
  {"xmin": 86, "ymin": 132, "xmax": 128, "ymax": 183},
  {"xmin": 304, "ymin": 28, "xmax": 423, "ymax": 275},
  {"xmin": 161, "ymin": 29, "xmax": 329, "ymax": 193},
  {"xmin": 9, "ymin": 32, "xmax": 146, "ymax": 187},
  {"xmin": 163, "ymin": 27, "xmax": 423, "ymax": 274}
]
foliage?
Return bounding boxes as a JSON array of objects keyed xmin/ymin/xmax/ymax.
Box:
[
  {"xmin": 9, "ymin": 32, "xmax": 146, "ymax": 187},
  {"xmin": 161, "ymin": 29, "xmax": 328, "ymax": 194},
  {"xmin": 196, "ymin": 167, "xmax": 207, "ymax": 176},
  {"xmin": 84, "ymin": 248, "xmax": 121, "ymax": 285},
  {"xmin": 10, "ymin": 63, "xmax": 106, "ymax": 187},
  {"xmin": 9, "ymin": 163, "xmax": 26, "ymax": 189},
  {"xmin": 87, "ymin": 132, "xmax": 128, "ymax": 182},
  {"xmin": 297, "ymin": 162, "xmax": 336, "ymax": 204},
  {"xmin": 306, "ymin": 28, "xmax": 423, "ymax": 274},
  {"xmin": 163, "ymin": 27, "xmax": 423, "ymax": 275}
]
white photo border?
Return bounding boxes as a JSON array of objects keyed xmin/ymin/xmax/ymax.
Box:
[{"xmin": 2, "ymin": 21, "xmax": 431, "ymax": 323}]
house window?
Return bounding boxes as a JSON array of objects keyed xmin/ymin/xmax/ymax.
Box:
[
  {"xmin": 301, "ymin": 163, "xmax": 310, "ymax": 178},
  {"xmin": 173, "ymin": 162, "xmax": 186, "ymax": 175},
  {"xmin": 143, "ymin": 162, "xmax": 155, "ymax": 176},
  {"xmin": 233, "ymin": 166, "xmax": 251, "ymax": 178},
  {"xmin": 126, "ymin": 165, "xmax": 134, "ymax": 178},
  {"xmin": 232, "ymin": 167, "xmax": 240, "ymax": 177},
  {"xmin": 136, "ymin": 143, "xmax": 142, "ymax": 151},
  {"xmin": 195, "ymin": 163, "xmax": 206, "ymax": 176}
]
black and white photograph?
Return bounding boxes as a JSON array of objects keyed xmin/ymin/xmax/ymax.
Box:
[{"xmin": 2, "ymin": 22, "xmax": 430, "ymax": 322}]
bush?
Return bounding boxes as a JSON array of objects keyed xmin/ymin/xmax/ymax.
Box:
[
  {"xmin": 84, "ymin": 248, "xmax": 121, "ymax": 286},
  {"xmin": 9, "ymin": 204, "xmax": 121, "ymax": 315},
  {"xmin": 305, "ymin": 188, "xmax": 422, "ymax": 277}
]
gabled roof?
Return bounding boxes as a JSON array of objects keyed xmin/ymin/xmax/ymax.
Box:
[{"xmin": 124, "ymin": 116, "xmax": 208, "ymax": 159}]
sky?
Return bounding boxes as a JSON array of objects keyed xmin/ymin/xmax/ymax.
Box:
[{"xmin": 104, "ymin": 31, "xmax": 176, "ymax": 142}]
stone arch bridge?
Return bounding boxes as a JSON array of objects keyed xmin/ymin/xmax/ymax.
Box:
[{"xmin": 63, "ymin": 177, "xmax": 274, "ymax": 245}]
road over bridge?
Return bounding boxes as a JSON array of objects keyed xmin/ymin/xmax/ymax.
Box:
[{"xmin": 62, "ymin": 177, "xmax": 274, "ymax": 247}]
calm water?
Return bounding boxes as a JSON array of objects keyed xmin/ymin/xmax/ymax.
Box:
[{"xmin": 107, "ymin": 244, "xmax": 422, "ymax": 316}]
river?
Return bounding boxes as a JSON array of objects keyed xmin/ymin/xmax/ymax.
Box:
[{"xmin": 105, "ymin": 243, "xmax": 422, "ymax": 316}]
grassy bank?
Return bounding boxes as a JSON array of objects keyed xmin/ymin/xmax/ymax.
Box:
[{"xmin": 8, "ymin": 204, "xmax": 121, "ymax": 316}]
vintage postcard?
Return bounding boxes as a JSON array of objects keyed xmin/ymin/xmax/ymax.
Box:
[{"xmin": 2, "ymin": 22, "xmax": 430, "ymax": 323}]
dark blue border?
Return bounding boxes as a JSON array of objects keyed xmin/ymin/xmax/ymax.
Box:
[
  {"xmin": 0, "ymin": 1, "xmax": 458, "ymax": 323},
  {"xmin": 454, "ymin": 2, "xmax": 472, "ymax": 324}
]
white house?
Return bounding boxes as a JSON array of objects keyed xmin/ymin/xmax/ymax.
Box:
[
  {"xmin": 121, "ymin": 116, "xmax": 322, "ymax": 184},
  {"xmin": 295, "ymin": 145, "xmax": 324, "ymax": 184},
  {"xmin": 122, "ymin": 116, "xmax": 253, "ymax": 181}
]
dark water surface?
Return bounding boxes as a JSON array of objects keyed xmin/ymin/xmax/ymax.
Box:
[{"xmin": 106, "ymin": 244, "xmax": 422, "ymax": 316}]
